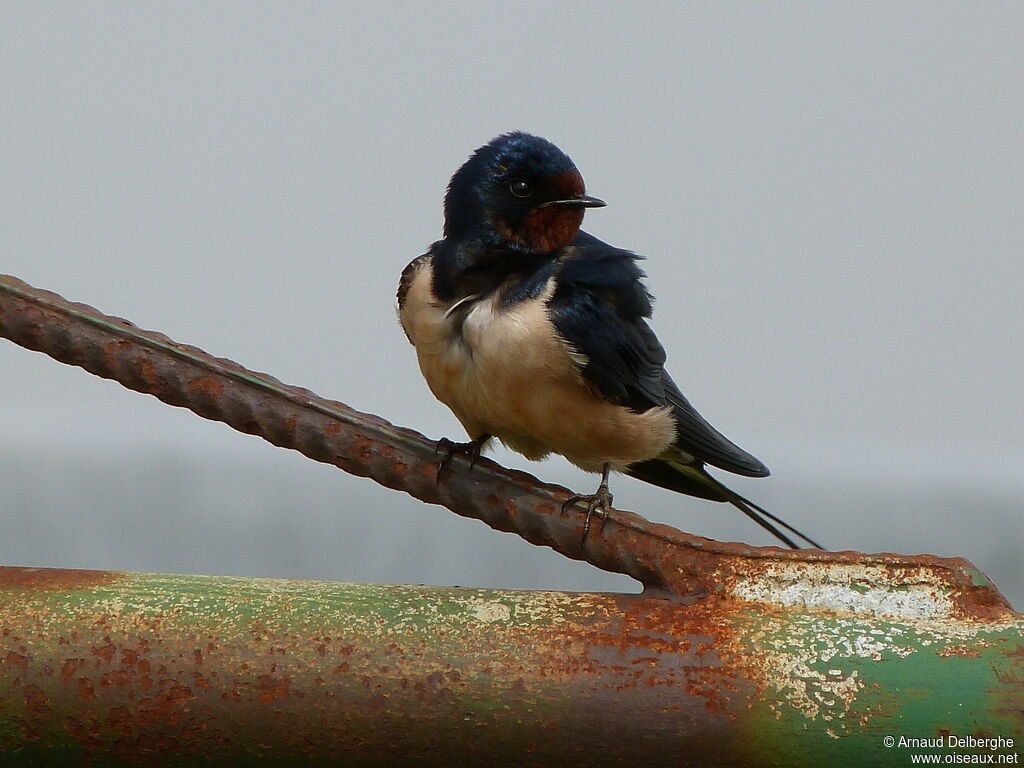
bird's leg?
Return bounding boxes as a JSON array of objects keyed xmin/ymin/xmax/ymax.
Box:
[
  {"xmin": 562, "ymin": 463, "xmax": 614, "ymax": 544},
  {"xmin": 435, "ymin": 434, "xmax": 491, "ymax": 482}
]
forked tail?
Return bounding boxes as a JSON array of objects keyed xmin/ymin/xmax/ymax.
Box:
[
  {"xmin": 625, "ymin": 458, "xmax": 825, "ymax": 550},
  {"xmin": 713, "ymin": 480, "xmax": 824, "ymax": 549}
]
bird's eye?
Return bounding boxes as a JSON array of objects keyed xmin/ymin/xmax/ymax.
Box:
[{"xmin": 509, "ymin": 180, "xmax": 533, "ymax": 198}]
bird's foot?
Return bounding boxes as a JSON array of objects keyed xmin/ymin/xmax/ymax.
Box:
[
  {"xmin": 435, "ymin": 435, "xmax": 490, "ymax": 483},
  {"xmin": 562, "ymin": 478, "xmax": 614, "ymax": 545}
]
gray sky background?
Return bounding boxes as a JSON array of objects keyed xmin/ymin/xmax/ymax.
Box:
[{"xmin": 2, "ymin": 4, "xmax": 1022, "ymax": 603}]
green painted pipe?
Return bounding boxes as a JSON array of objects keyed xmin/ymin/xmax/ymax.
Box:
[{"xmin": 0, "ymin": 566, "xmax": 1020, "ymax": 767}]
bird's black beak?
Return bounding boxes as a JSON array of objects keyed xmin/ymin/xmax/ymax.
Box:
[{"xmin": 538, "ymin": 194, "xmax": 607, "ymax": 209}]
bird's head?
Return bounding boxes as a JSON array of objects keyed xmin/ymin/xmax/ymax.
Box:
[{"xmin": 443, "ymin": 132, "xmax": 605, "ymax": 253}]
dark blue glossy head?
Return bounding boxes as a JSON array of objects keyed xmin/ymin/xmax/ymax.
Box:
[{"xmin": 443, "ymin": 132, "xmax": 605, "ymax": 253}]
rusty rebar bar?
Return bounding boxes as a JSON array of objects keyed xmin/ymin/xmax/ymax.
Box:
[{"xmin": 0, "ymin": 274, "xmax": 1015, "ymax": 615}]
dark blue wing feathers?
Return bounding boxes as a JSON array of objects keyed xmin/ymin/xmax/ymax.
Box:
[{"xmin": 547, "ymin": 231, "xmax": 769, "ymax": 478}]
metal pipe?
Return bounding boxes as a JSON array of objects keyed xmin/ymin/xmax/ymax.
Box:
[
  {"xmin": 0, "ymin": 566, "xmax": 1021, "ymax": 767},
  {"xmin": 0, "ymin": 274, "xmax": 1015, "ymax": 615}
]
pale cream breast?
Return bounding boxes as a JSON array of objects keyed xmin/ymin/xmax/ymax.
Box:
[{"xmin": 398, "ymin": 258, "xmax": 677, "ymax": 471}]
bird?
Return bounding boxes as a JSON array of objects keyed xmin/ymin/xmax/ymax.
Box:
[{"xmin": 397, "ymin": 131, "xmax": 822, "ymax": 549}]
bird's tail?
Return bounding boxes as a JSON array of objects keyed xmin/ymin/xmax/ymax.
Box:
[{"xmin": 625, "ymin": 458, "xmax": 825, "ymax": 550}]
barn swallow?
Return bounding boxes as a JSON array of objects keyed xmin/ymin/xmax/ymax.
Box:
[{"xmin": 397, "ymin": 132, "xmax": 822, "ymax": 549}]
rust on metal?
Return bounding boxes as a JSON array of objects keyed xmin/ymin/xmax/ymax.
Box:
[
  {"xmin": 0, "ymin": 567, "xmax": 1021, "ymax": 767},
  {"xmin": 0, "ymin": 566, "xmax": 123, "ymax": 592},
  {"xmin": 0, "ymin": 274, "xmax": 1017, "ymax": 620}
]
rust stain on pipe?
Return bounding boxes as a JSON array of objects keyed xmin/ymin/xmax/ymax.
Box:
[
  {"xmin": 0, "ymin": 274, "xmax": 1016, "ymax": 620},
  {"xmin": 0, "ymin": 567, "xmax": 1020, "ymax": 767},
  {"xmin": 0, "ymin": 567, "xmax": 123, "ymax": 592}
]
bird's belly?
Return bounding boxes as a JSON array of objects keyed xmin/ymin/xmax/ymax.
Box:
[{"xmin": 405, "ymin": 283, "xmax": 675, "ymax": 470}]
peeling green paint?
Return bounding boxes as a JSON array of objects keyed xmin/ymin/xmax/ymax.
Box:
[
  {"xmin": 738, "ymin": 608, "xmax": 1023, "ymax": 766},
  {"xmin": 0, "ymin": 567, "xmax": 1021, "ymax": 767}
]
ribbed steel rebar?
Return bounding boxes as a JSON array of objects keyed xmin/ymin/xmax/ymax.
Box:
[{"xmin": 0, "ymin": 274, "xmax": 1014, "ymax": 614}]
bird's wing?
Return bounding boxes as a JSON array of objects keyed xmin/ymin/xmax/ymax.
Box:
[
  {"xmin": 658, "ymin": 368, "xmax": 769, "ymax": 477},
  {"xmin": 548, "ymin": 233, "xmax": 665, "ymax": 407},
  {"xmin": 396, "ymin": 251, "xmax": 433, "ymax": 344},
  {"xmin": 397, "ymin": 252, "xmax": 431, "ymax": 312},
  {"xmin": 548, "ymin": 232, "xmax": 769, "ymax": 477}
]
